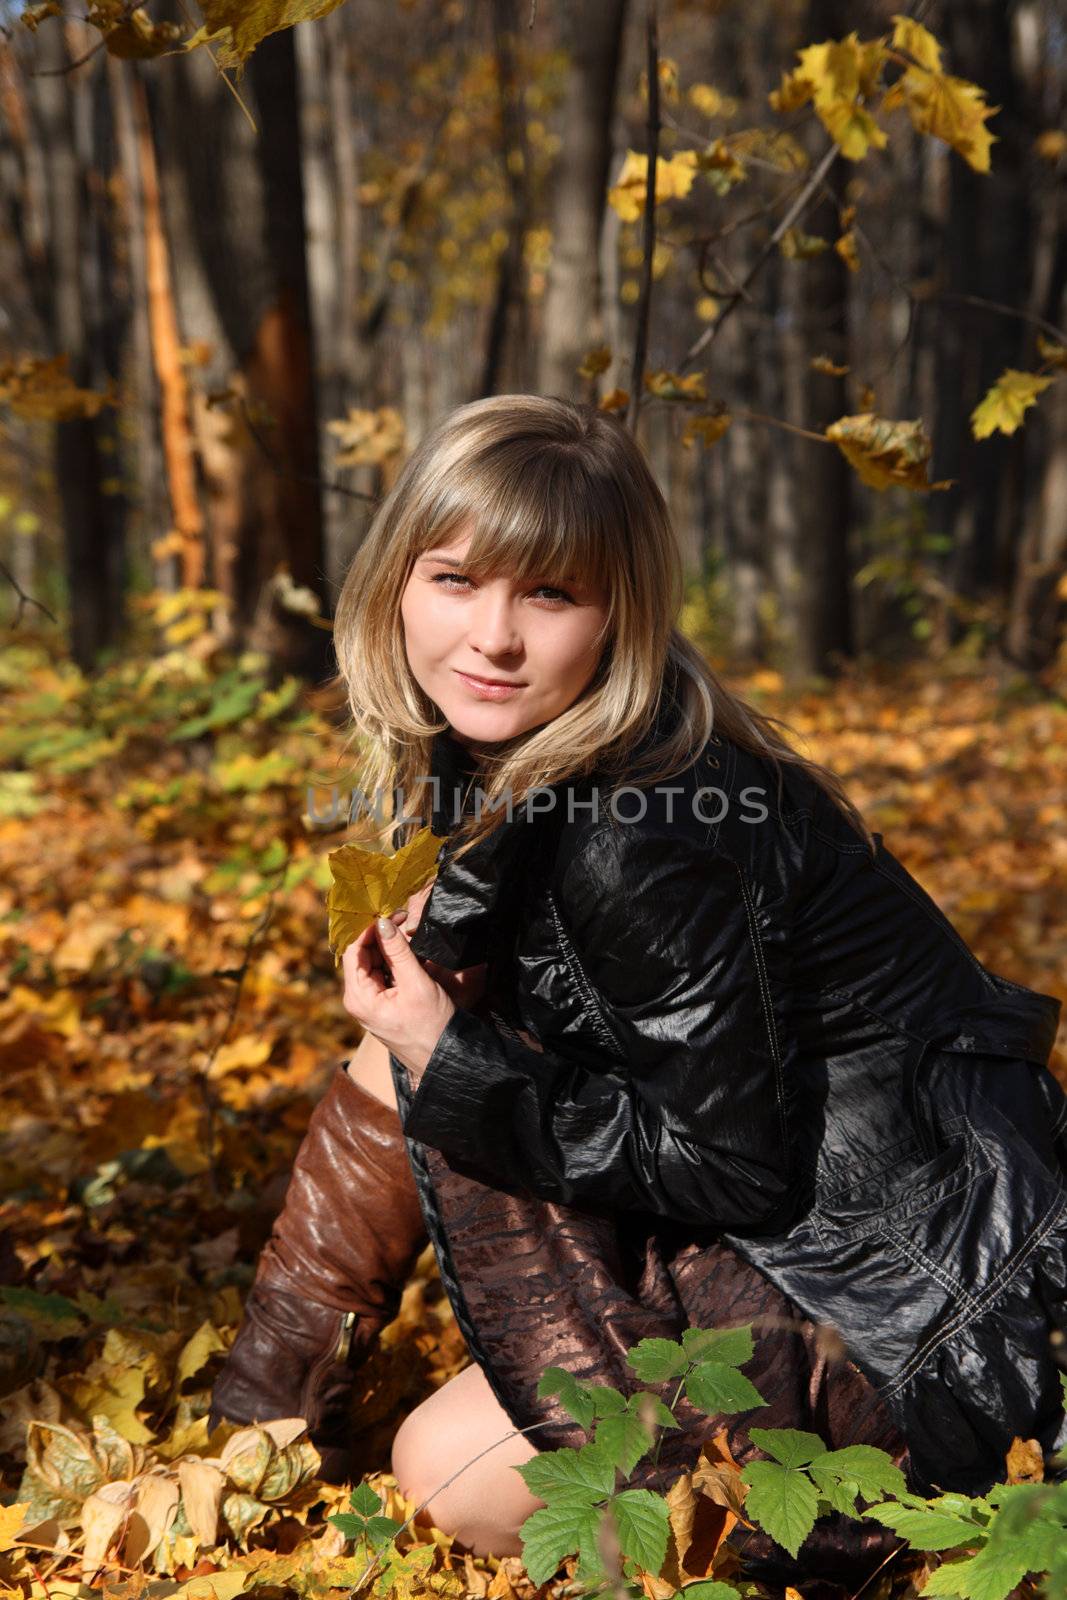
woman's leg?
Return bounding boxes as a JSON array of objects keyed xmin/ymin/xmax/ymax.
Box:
[
  {"xmin": 346, "ymin": 1026, "xmax": 399, "ymax": 1110},
  {"xmin": 391, "ymin": 1361, "xmax": 546, "ymax": 1558}
]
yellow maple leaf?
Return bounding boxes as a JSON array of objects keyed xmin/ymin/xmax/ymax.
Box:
[
  {"xmin": 326, "ymin": 824, "xmax": 443, "ymax": 968},
  {"xmin": 607, "ymin": 150, "xmax": 700, "ymax": 221},
  {"xmin": 780, "ymin": 227, "xmax": 830, "ymax": 259},
  {"xmin": 835, "ymin": 230, "xmax": 860, "ymax": 272},
  {"xmin": 1037, "ymin": 334, "xmax": 1067, "ymax": 369},
  {"xmin": 775, "ymin": 34, "xmax": 890, "ymax": 160},
  {"xmin": 0, "ymin": 1504, "xmax": 29, "ymax": 1553},
  {"xmin": 86, "ymin": 2, "xmax": 183, "ymax": 58},
  {"xmin": 826, "ymin": 412, "xmax": 954, "ymax": 491},
  {"xmin": 1035, "ymin": 129, "xmax": 1067, "ymax": 163},
  {"xmin": 645, "ymin": 370, "xmax": 708, "ymax": 402},
  {"xmin": 185, "ymin": 0, "xmax": 346, "ymax": 72},
  {"xmin": 890, "ymin": 13, "xmax": 943, "ymax": 73},
  {"xmin": 681, "ymin": 413, "xmax": 732, "ymax": 449},
  {"xmin": 971, "ymin": 369, "xmax": 1054, "ymax": 439},
  {"xmin": 578, "ymin": 346, "xmax": 612, "ymax": 379},
  {"xmin": 811, "ymin": 355, "xmax": 851, "ymax": 377},
  {"xmin": 0, "ymin": 355, "xmax": 114, "ymax": 422},
  {"xmin": 900, "ymin": 66, "xmax": 999, "ymax": 173}
]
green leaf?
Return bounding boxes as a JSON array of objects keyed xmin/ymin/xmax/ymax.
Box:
[
  {"xmin": 747, "ymin": 1427, "xmax": 827, "ymax": 1469},
  {"xmin": 681, "ymin": 1326, "xmax": 754, "ymax": 1368},
  {"xmin": 627, "ymin": 1391, "xmax": 678, "ymax": 1430},
  {"xmin": 364, "ymin": 1515, "xmax": 403, "ymax": 1547},
  {"xmin": 686, "ymin": 1362, "xmax": 767, "ymax": 1417},
  {"xmin": 520, "ymin": 1500, "xmax": 605, "ymax": 1587},
  {"xmin": 739, "ymin": 1460, "xmax": 819, "ymax": 1559},
  {"xmin": 861, "ymin": 1502, "xmax": 983, "ymax": 1551},
  {"xmin": 588, "ymin": 1384, "xmax": 629, "ymax": 1417},
  {"xmin": 811, "ymin": 1444, "xmax": 908, "ymax": 1501},
  {"xmin": 919, "ymin": 1542, "xmax": 1032, "ymax": 1600},
  {"xmin": 513, "ymin": 1440, "xmax": 616, "ymax": 1503},
  {"xmin": 329, "ymin": 1513, "xmax": 369, "ymax": 1541},
  {"xmin": 609, "ymin": 1489, "xmax": 671, "ymax": 1576},
  {"xmin": 537, "ymin": 1365, "xmax": 601, "ymax": 1429},
  {"xmin": 595, "ymin": 1413, "xmax": 657, "ymax": 1477},
  {"xmin": 808, "ymin": 1472, "xmax": 859, "ymax": 1518},
  {"xmin": 627, "ymin": 1337, "xmax": 688, "ymax": 1383},
  {"xmin": 677, "ymin": 1584, "xmax": 742, "ymax": 1600},
  {"xmin": 349, "ymin": 1481, "xmax": 382, "ymax": 1517}
]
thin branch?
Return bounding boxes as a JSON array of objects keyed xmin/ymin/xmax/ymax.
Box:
[
  {"xmin": 341, "ymin": 1416, "xmax": 583, "ymax": 1600},
  {"xmin": 0, "ymin": 558, "xmax": 58, "ymax": 625},
  {"xmin": 238, "ymin": 395, "xmax": 379, "ymax": 504},
  {"xmin": 31, "ymin": 30, "xmax": 106, "ymax": 75},
  {"xmin": 626, "ymin": 1, "xmax": 660, "ymax": 432},
  {"xmin": 678, "ymin": 140, "xmax": 839, "ymax": 371},
  {"xmin": 174, "ymin": 0, "xmax": 257, "ymax": 136}
]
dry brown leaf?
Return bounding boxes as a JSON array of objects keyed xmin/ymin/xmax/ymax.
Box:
[
  {"xmin": 177, "ymin": 1459, "xmax": 227, "ymax": 1547},
  {"xmin": 123, "ymin": 1472, "xmax": 180, "ymax": 1566},
  {"xmin": 80, "ymin": 1480, "xmax": 136, "ymax": 1577},
  {"xmin": 1005, "ymin": 1435, "xmax": 1044, "ymax": 1484}
]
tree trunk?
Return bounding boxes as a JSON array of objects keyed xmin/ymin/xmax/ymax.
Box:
[
  {"xmin": 33, "ymin": 20, "xmax": 127, "ymax": 669},
  {"xmin": 537, "ymin": 0, "xmax": 628, "ymax": 398},
  {"xmin": 152, "ymin": 13, "xmax": 330, "ymax": 679}
]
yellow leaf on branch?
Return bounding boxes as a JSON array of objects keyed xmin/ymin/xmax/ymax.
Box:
[
  {"xmin": 0, "ymin": 356, "xmax": 115, "ymax": 423},
  {"xmin": 826, "ymin": 413, "xmax": 954, "ymax": 492},
  {"xmin": 971, "ymin": 370, "xmax": 1054, "ymax": 439},
  {"xmin": 187, "ymin": 0, "xmax": 347, "ymax": 71},
  {"xmin": 607, "ymin": 150, "xmax": 700, "ymax": 221},
  {"xmin": 681, "ymin": 413, "xmax": 732, "ymax": 449},
  {"xmin": 326, "ymin": 824, "xmax": 444, "ymax": 968}
]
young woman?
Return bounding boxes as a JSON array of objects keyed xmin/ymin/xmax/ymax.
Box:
[{"xmin": 210, "ymin": 395, "xmax": 1066, "ymax": 1588}]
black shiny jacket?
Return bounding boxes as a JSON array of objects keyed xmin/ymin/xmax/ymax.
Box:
[{"xmin": 397, "ymin": 698, "xmax": 1067, "ymax": 1496}]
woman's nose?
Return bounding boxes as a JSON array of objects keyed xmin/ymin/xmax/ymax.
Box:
[{"xmin": 468, "ymin": 593, "xmax": 522, "ymax": 654}]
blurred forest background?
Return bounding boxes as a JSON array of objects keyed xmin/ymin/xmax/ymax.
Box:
[{"xmin": 1, "ymin": 0, "xmax": 1067, "ymax": 1595}]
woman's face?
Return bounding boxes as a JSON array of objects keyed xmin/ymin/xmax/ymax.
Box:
[{"xmin": 400, "ymin": 525, "xmax": 611, "ymax": 754}]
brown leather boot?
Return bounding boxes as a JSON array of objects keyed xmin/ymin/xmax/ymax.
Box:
[{"xmin": 208, "ymin": 1060, "xmax": 428, "ymax": 1482}]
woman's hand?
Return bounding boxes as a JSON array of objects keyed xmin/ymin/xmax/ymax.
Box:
[
  {"xmin": 341, "ymin": 914, "xmax": 456, "ymax": 1079},
  {"xmin": 389, "ymin": 880, "xmax": 490, "ymax": 1014}
]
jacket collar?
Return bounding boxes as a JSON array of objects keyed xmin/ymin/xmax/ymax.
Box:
[{"xmin": 408, "ymin": 678, "xmax": 684, "ymax": 970}]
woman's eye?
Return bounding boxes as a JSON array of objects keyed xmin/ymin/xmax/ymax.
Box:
[{"xmin": 431, "ymin": 573, "xmax": 574, "ymax": 604}]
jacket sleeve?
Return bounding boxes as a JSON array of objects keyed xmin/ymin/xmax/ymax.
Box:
[{"xmin": 399, "ymin": 821, "xmax": 797, "ymax": 1233}]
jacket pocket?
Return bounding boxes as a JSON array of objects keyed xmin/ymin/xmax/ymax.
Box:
[{"xmin": 808, "ymin": 1116, "xmax": 995, "ymax": 1245}]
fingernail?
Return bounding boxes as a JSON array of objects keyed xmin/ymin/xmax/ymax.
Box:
[{"xmin": 376, "ymin": 915, "xmax": 398, "ymax": 939}]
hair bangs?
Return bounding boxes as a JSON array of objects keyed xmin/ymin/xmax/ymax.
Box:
[{"xmin": 412, "ymin": 443, "xmax": 619, "ymax": 598}]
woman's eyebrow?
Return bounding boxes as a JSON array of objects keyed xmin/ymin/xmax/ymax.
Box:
[{"xmin": 420, "ymin": 551, "xmax": 581, "ymax": 582}]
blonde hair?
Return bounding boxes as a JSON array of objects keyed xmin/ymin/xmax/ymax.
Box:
[{"xmin": 331, "ymin": 394, "xmax": 875, "ymax": 863}]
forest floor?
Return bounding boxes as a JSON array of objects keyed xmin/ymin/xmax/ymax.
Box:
[{"xmin": 1, "ymin": 629, "xmax": 1065, "ymax": 1600}]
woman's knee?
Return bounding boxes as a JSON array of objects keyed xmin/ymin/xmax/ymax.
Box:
[{"xmin": 390, "ymin": 1362, "xmax": 546, "ymax": 1557}]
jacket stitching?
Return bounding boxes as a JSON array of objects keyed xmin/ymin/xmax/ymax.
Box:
[
  {"xmin": 1051, "ymin": 1097, "xmax": 1067, "ymax": 1138},
  {"xmin": 819, "ymin": 1167, "xmax": 976, "ymax": 1244},
  {"xmin": 546, "ymin": 890, "xmax": 624, "ymax": 1058},
  {"xmin": 870, "ymin": 855, "xmax": 997, "ymax": 989},
  {"xmin": 733, "ymin": 862, "xmax": 790, "ymax": 1160},
  {"xmin": 878, "ymin": 1183, "xmax": 1067, "ymax": 1400},
  {"xmin": 810, "ymin": 1144, "xmax": 984, "ymax": 1247},
  {"xmin": 880, "ymin": 1223, "xmax": 982, "ymax": 1316},
  {"xmin": 817, "ymin": 982, "xmax": 931, "ymax": 1049},
  {"xmin": 812, "ymin": 1115, "xmax": 968, "ymax": 1205},
  {"xmin": 809, "ymin": 823, "xmax": 872, "ymax": 856}
]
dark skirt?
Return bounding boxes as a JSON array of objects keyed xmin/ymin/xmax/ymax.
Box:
[{"xmin": 391, "ymin": 1059, "xmax": 910, "ymax": 1590}]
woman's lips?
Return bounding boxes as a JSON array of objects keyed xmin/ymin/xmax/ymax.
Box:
[{"xmin": 454, "ymin": 670, "xmax": 525, "ymax": 700}]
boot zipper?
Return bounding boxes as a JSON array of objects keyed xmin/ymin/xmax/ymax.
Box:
[
  {"xmin": 335, "ymin": 1309, "xmax": 357, "ymax": 1363},
  {"xmin": 301, "ymin": 1310, "xmax": 359, "ymax": 1428}
]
